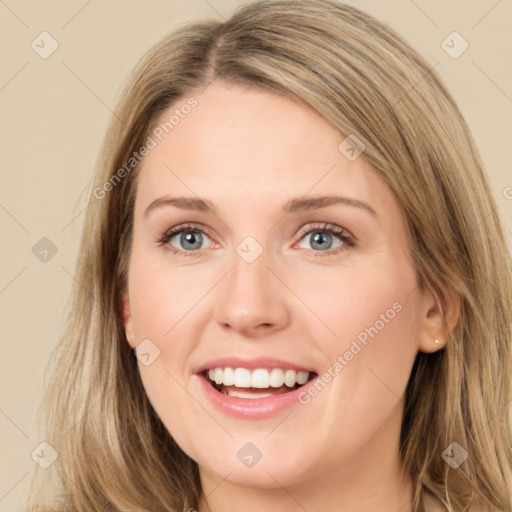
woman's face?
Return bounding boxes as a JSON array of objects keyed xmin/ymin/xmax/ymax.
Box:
[{"xmin": 123, "ymin": 82, "xmax": 437, "ymax": 491}]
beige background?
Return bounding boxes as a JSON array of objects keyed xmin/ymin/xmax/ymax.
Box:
[{"xmin": 0, "ymin": 0, "xmax": 510, "ymax": 508}]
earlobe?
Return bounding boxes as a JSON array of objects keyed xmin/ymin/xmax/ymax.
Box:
[
  {"xmin": 121, "ymin": 294, "xmax": 136, "ymax": 349},
  {"xmin": 417, "ymin": 281, "xmax": 460, "ymax": 354}
]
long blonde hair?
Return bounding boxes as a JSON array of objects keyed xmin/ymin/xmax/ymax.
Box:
[{"xmin": 28, "ymin": 1, "xmax": 512, "ymax": 510}]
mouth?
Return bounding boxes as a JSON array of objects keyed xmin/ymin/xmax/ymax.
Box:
[{"xmin": 202, "ymin": 367, "xmax": 318, "ymax": 399}]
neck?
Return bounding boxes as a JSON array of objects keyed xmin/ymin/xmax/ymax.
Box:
[{"xmin": 197, "ymin": 401, "xmax": 415, "ymax": 512}]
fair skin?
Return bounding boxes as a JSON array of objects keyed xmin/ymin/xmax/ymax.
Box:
[{"xmin": 123, "ymin": 82, "xmax": 458, "ymax": 512}]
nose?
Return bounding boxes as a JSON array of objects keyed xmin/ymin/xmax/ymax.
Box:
[{"xmin": 213, "ymin": 248, "xmax": 291, "ymax": 338}]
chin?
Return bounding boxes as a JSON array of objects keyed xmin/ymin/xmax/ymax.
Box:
[{"xmin": 196, "ymin": 441, "xmax": 315, "ymax": 489}]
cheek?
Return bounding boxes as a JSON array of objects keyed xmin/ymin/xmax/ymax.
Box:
[
  {"xmin": 293, "ymin": 255, "xmax": 419, "ymax": 352},
  {"xmin": 127, "ymin": 259, "xmax": 208, "ymax": 450},
  {"xmin": 127, "ymin": 255, "xmax": 206, "ymax": 340},
  {"xmin": 285, "ymin": 269, "xmax": 420, "ymax": 467},
  {"xmin": 293, "ymin": 256, "xmax": 420, "ymax": 417}
]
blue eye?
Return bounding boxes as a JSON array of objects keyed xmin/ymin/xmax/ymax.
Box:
[
  {"xmin": 157, "ymin": 222, "xmax": 355, "ymax": 257},
  {"xmin": 171, "ymin": 230, "xmax": 205, "ymax": 251},
  {"xmin": 302, "ymin": 231, "xmax": 338, "ymax": 251},
  {"xmin": 158, "ymin": 223, "xmax": 212, "ymax": 255},
  {"xmin": 297, "ymin": 223, "xmax": 355, "ymax": 255}
]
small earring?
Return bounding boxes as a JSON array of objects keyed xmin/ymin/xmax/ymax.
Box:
[{"xmin": 434, "ymin": 339, "xmax": 440, "ymax": 344}]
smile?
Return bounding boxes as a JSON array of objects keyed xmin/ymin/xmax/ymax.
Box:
[{"xmin": 196, "ymin": 363, "xmax": 319, "ymax": 419}]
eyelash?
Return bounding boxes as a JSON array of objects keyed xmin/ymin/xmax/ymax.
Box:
[{"xmin": 156, "ymin": 222, "xmax": 356, "ymax": 258}]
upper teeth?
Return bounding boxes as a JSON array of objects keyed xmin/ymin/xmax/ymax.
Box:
[{"xmin": 207, "ymin": 367, "xmax": 310, "ymax": 388}]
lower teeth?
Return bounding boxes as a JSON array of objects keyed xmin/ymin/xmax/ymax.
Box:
[
  {"xmin": 222, "ymin": 389, "xmax": 279, "ymax": 399},
  {"xmin": 217, "ymin": 384, "xmax": 298, "ymax": 398}
]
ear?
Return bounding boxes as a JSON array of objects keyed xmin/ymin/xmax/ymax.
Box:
[
  {"xmin": 417, "ymin": 280, "xmax": 460, "ymax": 354},
  {"xmin": 122, "ymin": 293, "xmax": 136, "ymax": 349}
]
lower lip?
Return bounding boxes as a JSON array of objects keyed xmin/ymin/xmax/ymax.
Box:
[{"xmin": 196, "ymin": 374, "xmax": 313, "ymax": 419}]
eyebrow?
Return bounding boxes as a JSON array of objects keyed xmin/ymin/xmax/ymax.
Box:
[{"xmin": 143, "ymin": 195, "xmax": 377, "ymax": 218}]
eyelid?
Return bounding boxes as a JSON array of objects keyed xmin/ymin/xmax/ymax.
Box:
[{"xmin": 295, "ymin": 222, "xmax": 355, "ymax": 243}]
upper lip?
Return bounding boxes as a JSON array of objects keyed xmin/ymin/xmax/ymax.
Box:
[{"xmin": 196, "ymin": 357, "xmax": 316, "ymax": 374}]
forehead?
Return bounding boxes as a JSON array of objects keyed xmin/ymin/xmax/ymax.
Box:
[{"xmin": 134, "ymin": 83, "xmax": 396, "ymax": 220}]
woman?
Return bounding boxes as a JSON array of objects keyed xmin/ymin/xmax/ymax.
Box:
[{"xmin": 28, "ymin": 1, "xmax": 512, "ymax": 511}]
